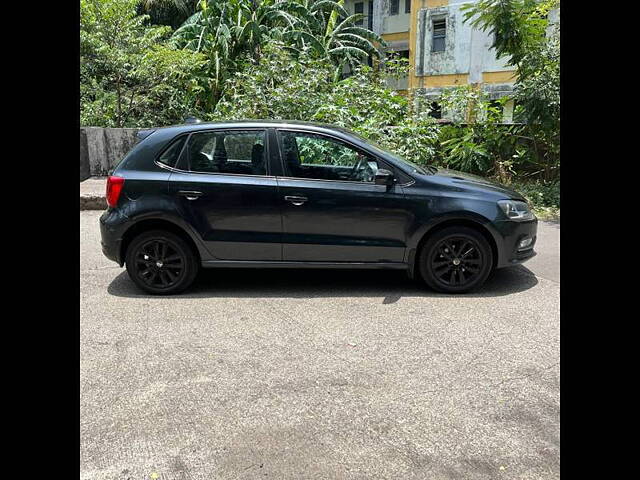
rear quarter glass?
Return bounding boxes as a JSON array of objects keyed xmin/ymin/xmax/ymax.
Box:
[{"xmin": 157, "ymin": 135, "xmax": 188, "ymax": 168}]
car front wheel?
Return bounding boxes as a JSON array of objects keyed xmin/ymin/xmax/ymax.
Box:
[
  {"xmin": 418, "ymin": 226, "xmax": 493, "ymax": 293},
  {"xmin": 125, "ymin": 230, "xmax": 199, "ymax": 295}
]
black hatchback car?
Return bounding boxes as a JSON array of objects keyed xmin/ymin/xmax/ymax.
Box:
[{"xmin": 100, "ymin": 120, "xmax": 537, "ymax": 295}]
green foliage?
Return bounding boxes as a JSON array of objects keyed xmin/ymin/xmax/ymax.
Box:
[
  {"xmin": 510, "ymin": 179, "xmax": 560, "ymax": 214},
  {"xmin": 170, "ymin": 0, "xmax": 385, "ymax": 108},
  {"xmin": 462, "ymin": 0, "xmax": 552, "ymax": 66},
  {"xmin": 137, "ymin": 0, "xmax": 199, "ymax": 28},
  {"xmin": 213, "ymin": 43, "xmax": 439, "ymax": 165},
  {"xmin": 461, "ymin": 0, "xmax": 560, "ymax": 182},
  {"xmin": 212, "ymin": 42, "xmax": 336, "ymax": 120},
  {"xmin": 81, "ymin": 0, "xmax": 206, "ymax": 127}
]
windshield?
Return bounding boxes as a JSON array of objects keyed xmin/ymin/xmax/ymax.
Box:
[{"xmin": 346, "ymin": 130, "xmax": 436, "ymax": 175}]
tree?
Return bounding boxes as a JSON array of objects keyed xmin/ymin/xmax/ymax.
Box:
[
  {"xmin": 170, "ymin": 0, "xmax": 385, "ymax": 108},
  {"xmin": 213, "ymin": 42, "xmax": 439, "ymax": 165},
  {"xmin": 81, "ymin": 0, "xmax": 206, "ymax": 127},
  {"xmin": 281, "ymin": 0, "xmax": 385, "ymax": 73},
  {"xmin": 462, "ymin": 0, "xmax": 560, "ymax": 179},
  {"xmin": 136, "ymin": 0, "xmax": 200, "ymax": 29}
]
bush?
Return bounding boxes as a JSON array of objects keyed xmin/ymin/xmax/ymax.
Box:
[
  {"xmin": 81, "ymin": 0, "xmax": 206, "ymax": 127},
  {"xmin": 510, "ymin": 180, "xmax": 560, "ymax": 209}
]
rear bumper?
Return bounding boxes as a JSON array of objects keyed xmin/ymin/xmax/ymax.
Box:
[
  {"xmin": 99, "ymin": 209, "xmax": 126, "ymax": 266},
  {"xmin": 493, "ymin": 218, "xmax": 538, "ymax": 269}
]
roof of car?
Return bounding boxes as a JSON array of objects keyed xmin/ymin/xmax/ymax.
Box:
[{"xmin": 160, "ymin": 119, "xmax": 359, "ymax": 136}]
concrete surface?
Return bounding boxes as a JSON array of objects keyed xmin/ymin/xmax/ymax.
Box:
[
  {"xmin": 80, "ymin": 211, "xmax": 559, "ymax": 480},
  {"xmin": 80, "ymin": 177, "xmax": 107, "ymax": 210}
]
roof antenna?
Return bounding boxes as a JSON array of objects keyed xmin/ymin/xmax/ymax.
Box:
[{"xmin": 184, "ymin": 116, "xmax": 202, "ymax": 124}]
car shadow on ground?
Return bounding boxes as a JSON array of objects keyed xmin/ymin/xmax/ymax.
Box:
[{"xmin": 107, "ymin": 264, "xmax": 538, "ymax": 301}]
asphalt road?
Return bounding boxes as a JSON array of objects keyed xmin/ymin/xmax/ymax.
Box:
[{"xmin": 80, "ymin": 212, "xmax": 559, "ymax": 480}]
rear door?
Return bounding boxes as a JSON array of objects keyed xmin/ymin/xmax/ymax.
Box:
[
  {"xmin": 275, "ymin": 129, "xmax": 411, "ymax": 263},
  {"xmin": 166, "ymin": 128, "xmax": 282, "ymax": 261}
]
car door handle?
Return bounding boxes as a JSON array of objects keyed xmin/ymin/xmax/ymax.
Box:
[
  {"xmin": 178, "ymin": 190, "xmax": 204, "ymax": 201},
  {"xmin": 284, "ymin": 195, "xmax": 308, "ymax": 206}
]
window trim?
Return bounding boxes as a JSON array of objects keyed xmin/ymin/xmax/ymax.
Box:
[
  {"xmin": 154, "ymin": 128, "xmax": 273, "ymax": 178},
  {"xmin": 275, "ymin": 128, "xmax": 404, "ymax": 186}
]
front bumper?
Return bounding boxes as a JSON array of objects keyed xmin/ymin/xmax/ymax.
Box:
[{"xmin": 493, "ymin": 218, "xmax": 538, "ymax": 269}]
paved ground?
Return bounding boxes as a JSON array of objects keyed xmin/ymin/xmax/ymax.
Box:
[{"xmin": 80, "ymin": 212, "xmax": 559, "ymax": 480}]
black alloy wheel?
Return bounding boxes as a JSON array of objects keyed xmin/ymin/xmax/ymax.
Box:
[
  {"xmin": 125, "ymin": 230, "xmax": 199, "ymax": 295},
  {"xmin": 419, "ymin": 226, "xmax": 493, "ymax": 293}
]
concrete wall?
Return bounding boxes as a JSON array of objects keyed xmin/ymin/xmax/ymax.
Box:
[
  {"xmin": 344, "ymin": 0, "xmax": 410, "ymax": 34},
  {"xmin": 80, "ymin": 127, "xmax": 141, "ymax": 180},
  {"xmin": 415, "ymin": 1, "xmax": 513, "ymax": 79}
]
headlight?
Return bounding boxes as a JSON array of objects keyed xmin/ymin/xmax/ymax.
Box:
[{"xmin": 498, "ymin": 200, "xmax": 535, "ymax": 221}]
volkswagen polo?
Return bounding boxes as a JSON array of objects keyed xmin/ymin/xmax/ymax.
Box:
[{"xmin": 100, "ymin": 120, "xmax": 537, "ymax": 294}]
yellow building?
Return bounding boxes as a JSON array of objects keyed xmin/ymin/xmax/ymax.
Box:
[{"xmin": 344, "ymin": 0, "xmax": 521, "ymax": 121}]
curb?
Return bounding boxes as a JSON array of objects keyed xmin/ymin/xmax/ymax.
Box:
[
  {"xmin": 81, "ymin": 196, "xmax": 106, "ymax": 210},
  {"xmin": 80, "ymin": 177, "xmax": 107, "ymax": 210}
]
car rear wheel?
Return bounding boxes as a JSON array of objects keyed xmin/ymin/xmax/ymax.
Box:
[
  {"xmin": 418, "ymin": 226, "xmax": 493, "ymax": 293},
  {"xmin": 125, "ymin": 230, "xmax": 199, "ymax": 295}
]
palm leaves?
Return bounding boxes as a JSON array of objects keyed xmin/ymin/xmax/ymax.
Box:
[
  {"xmin": 281, "ymin": 0, "xmax": 385, "ymax": 70},
  {"xmin": 168, "ymin": 0, "xmax": 385, "ymax": 108}
]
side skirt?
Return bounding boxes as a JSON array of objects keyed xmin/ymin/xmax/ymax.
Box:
[{"xmin": 201, "ymin": 260, "xmax": 409, "ymax": 270}]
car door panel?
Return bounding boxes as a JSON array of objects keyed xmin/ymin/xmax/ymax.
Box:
[
  {"xmin": 275, "ymin": 129, "xmax": 413, "ymax": 263},
  {"xmin": 167, "ymin": 172, "xmax": 282, "ymax": 261},
  {"xmin": 166, "ymin": 128, "xmax": 282, "ymax": 261},
  {"xmin": 277, "ymin": 178, "xmax": 410, "ymax": 262}
]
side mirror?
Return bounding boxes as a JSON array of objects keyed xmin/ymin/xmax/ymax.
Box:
[{"xmin": 375, "ymin": 168, "xmax": 395, "ymax": 186}]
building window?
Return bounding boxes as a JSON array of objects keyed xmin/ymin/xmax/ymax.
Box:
[
  {"xmin": 405, "ymin": 0, "xmax": 411, "ymax": 14},
  {"xmin": 368, "ymin": 1, "xmax": 373, "ymax": 30},
  {"xmin": 390, "ymin": 0, "xmax": 399, "ymax": 16},
  {"xmin": 354, "ymin": 2, "xmax": 364, "ymax": 26},
  {"xmin": 488, "ymin": 100, "xmax": 504, "ymax": 120},
  {"xmin": 432, "ymin": 19, "xmax": 446, "ymax": 52},
  {"xmin": 428, "ymin": 102, "xmax": 442, "ymax": 119}
]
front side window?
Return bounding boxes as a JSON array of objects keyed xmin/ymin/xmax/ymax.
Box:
[
  {"xmin": 280, "ymin": 131, "xmax": 380, "ymax": 183},
  {"xmin": 432, "ymin": 19, "xmax": 446, "ymax": 52},
  {"xmin": 405, "ymin": 0, "xmax": 411, "ymax": 14},
  {"xmin": 186, "ymin": 130, "xmax": 266, "ymax": 175}
]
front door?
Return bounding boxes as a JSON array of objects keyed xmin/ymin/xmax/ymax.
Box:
[
  {"xmin": 167, "ymin": 128, "xmax": 281, "ymax": 261},
  {"xmin": 275, "ymin": 130, "xmax": 410, "ymax": 263}
]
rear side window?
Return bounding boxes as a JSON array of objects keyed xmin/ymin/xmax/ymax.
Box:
[
  {"xmin": 157, "ymin": 136, "xmax": 187, "ymax": 168},
  {"xmin": 186, "ymin": 130, "xmax": 267, "ymax": 176}
]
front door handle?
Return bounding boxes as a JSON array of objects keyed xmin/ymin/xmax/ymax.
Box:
[
  {"xmin": 284, "ymin": 195, "xmax": 308, "ymax": 206},
  {"xmin": 178, "ymin": 190, "xmax": 204, "ymax": 201}
]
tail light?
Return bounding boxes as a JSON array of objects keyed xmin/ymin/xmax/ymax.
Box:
[{"xmin": 106, "ymin": 176, "xmax": 125, "ymax": 208}]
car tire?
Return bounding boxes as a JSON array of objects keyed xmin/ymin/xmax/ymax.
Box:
[
  {"xmin": 418, "ymin": 226, "xmax": 493, "ymax": 294},
  {"xmin": 125, "ymin": 230, "xmax": 199, "ymax": 295}
]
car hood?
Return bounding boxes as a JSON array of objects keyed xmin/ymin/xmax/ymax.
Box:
[{"xmin": 432, "ymin": 168, "xmax": 526, "ymax": 201}]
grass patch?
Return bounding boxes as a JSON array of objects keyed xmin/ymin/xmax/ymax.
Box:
[{"xmin": 532, "ymin": 206, "xmax": 560, "ymax": 221}]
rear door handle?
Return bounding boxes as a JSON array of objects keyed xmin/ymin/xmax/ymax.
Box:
[
  {"xmin": 284, "ymin": 195, "xmax": 308, "ymax": 206},
  {"xmin": 178, "ymin": 190, "xmax": 204, "ymax": 201}
]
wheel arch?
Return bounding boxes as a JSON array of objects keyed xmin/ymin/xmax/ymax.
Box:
[
  {"xmin": 407, "ymin": 215, "xmax": 500, "ymax": 279},
  {"xmin": 119, "ymin": 217, "xmax": 204, "ymax": 267}
]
